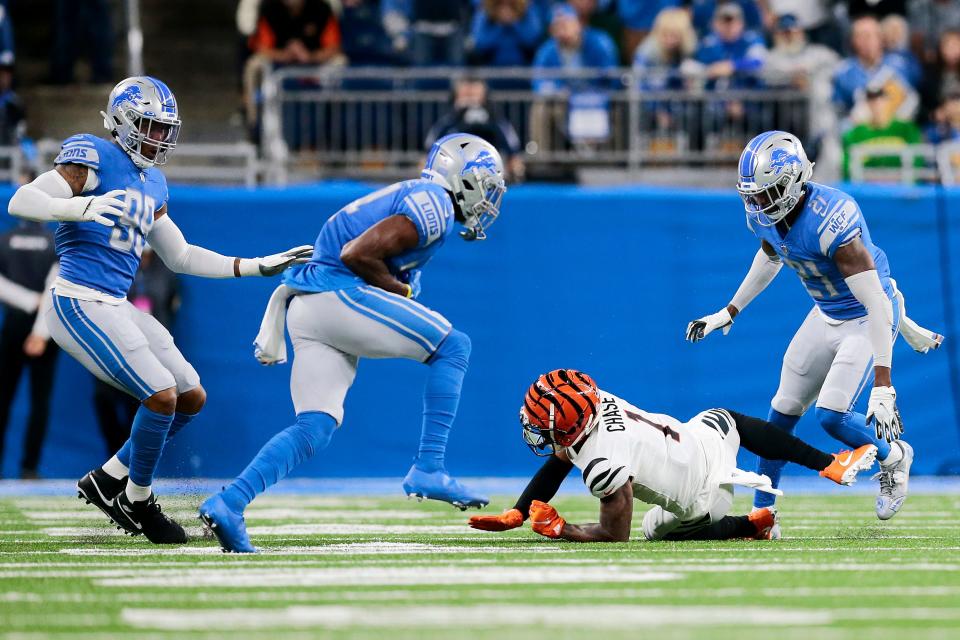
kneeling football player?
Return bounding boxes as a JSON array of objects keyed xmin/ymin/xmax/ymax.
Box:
[{"xmin": 469, "ymin": 369, "xmax": 877, "ymax": 542}]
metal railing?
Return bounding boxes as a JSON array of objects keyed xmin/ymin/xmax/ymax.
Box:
[
  {"xmin": 31, "ymin": 140, "xmax": 261, "ymax": 187},
  {"xmin": 847, "ymin": 143, "xmax": 940, "ymax": 184},
  {"xmin": 258, "ymin": 66, "xmax": 813, "ymax": 182}
]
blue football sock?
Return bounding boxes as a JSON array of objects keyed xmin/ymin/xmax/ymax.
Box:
[
  {"xmin": 127, "ymin": 406, "xmax": 175, "ymax": 488},
  {"xmin": 753, "ymin": 409, "xmax": 801, "ymax": 509},
  {"xmin": 220, "ymin": 411, "xmax": 336, "ymax": 512},
  {"xmin": 815, "ymin": 407, "xmax": 891, "ymax": 460},
  {"xmin": 117, "ymin": 411, "xmax": 198, "ymax": 468},
  {"xmin": 416, "ymin": 329, "xmax": 471, "ymax": 473}
]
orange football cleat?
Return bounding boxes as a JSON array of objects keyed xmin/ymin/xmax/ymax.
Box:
[
  {"xmin": 819, "ymin": 444, "xmax": 878, "ymax": 485},
  {"xmin": 748, "ymin": 507, "xmax": 780, "ymax": 540}
]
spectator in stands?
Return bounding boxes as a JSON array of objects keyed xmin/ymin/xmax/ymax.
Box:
[
  {"xmin": 469, "ymin": 0, "xmax": 543, "ymax": 67},
  {"xmin": 910, "ymin": 0, "xmax": 960, "ymax": 64},
  {"xmin": 0, "ymin": 39, "xmax": 24, "ymax": 148},
  {"xmin": 841, "ymin": 85, "xmax": 921, "ymax": 179},
  {"xmin": 617, "ymin": 0, "xmax": 679, "ymax": 62},
  {"xmin": 243, "ymin": 0, "xmax": 344, "ymax": 138},
  {"xmin": 921, "ymin": 30, "xmax": 960, "ymax": 123},
  {"xmin": 695, "ymin": 2, "xmax": 767, "ymax": 91},
  {"xmin": 632, "ymin": 8, "xmax": 699, "ymax": 130},
  {"xmin": 925, "ymin": 92, "xmax": 960, "ymax": 145},
  {"xmin": 383, "ymin": 0, "xmax": 473, "ymax": 66},
  {"xmin": 0, "ymin": 216, "xmax": 58, "ymax": 480},
  {"xmin": 340, "ymin": 0, "xmax": 397, "ymax": 65},
  {"xmin": 425, "ymin": 77, "xmax": 525, "ymax": 181},
  {"xmin": 49, "ymin": 0, "xmax": 113, "ymax": 85},
  {"xmin": 766, "ymin": 0, "xmax": 841, "ymax": 52},
  {"xmin": 690, "ymin": 0, "xmax": 765, "ymax": 37},
  {"xmin": 92, "ymin": 249, "xmax": 179, "ymax": 457},
  {"xmin": 833, "ymin": 15, "xmax": 917, "ymax": 125},
  {"xmin": 763, "ymin": 14, "xmax": 840, "ymax": 165},
  {"xmin": 881, "ymin": 14, "xmax": 922, "ymax": 88},
  {"xmin": 531, "ymin": 4, "xmax": 618, "ymax": 151},
  {"xmin": 532, "ymin": 5, "xmax": 618, "ymax": 95}
]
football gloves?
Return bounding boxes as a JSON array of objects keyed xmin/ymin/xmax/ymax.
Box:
[
  {"xmin": 529, "ymin": 500, "xmax": 566, "ymax": 539},
  {"xmin": 468, "ymin": 508, "xmax": 523, "ymax": 532},
  {"xmin": 686, "ymin": 307, "xmax": 733, "ymax": 343},
  {"xmin": 61, "ymin": 189, "xmax": 126, "ymax": 227},
  {"xmin": 867, "ymin": 385, "xmax": 903, "ymax": 443},
  {"xmin": 240, "ymin": 245, "xmax": 314, "ymax": 277}
]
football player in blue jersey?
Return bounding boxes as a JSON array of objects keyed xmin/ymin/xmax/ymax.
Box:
[
  {"xmin": 686, "ymin": 130, "xmax": 943, "ymax": 524},
  {"xmin": 199, "ymin": 133, "xmax": 506, "ymax": 553},
  {"xmin": 7, "ymin": 76, "xmax": 312, "ymax": 543}
]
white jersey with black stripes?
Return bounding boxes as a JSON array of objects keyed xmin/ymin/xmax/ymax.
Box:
[{"xmin": 564, "ymin": 391, "xmax": 734, "ymax": 519}]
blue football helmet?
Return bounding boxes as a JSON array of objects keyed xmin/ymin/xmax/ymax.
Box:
[
  {"xmin": 422, "ymin": 133, "xmax": 506, "ymax": 241},
  {"xmin": 100, "ymin": 76, "xmax": 181, "ymax": 169},
  {"xmin": 736, "ymin": 131, "xmax": 814, "ymax": 226}
]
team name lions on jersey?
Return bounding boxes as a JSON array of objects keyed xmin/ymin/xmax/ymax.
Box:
[
  {"xmin": 53, "ymin": 134, "xmax": 168, "ymax": 298},
  {"xmin": 283, "ymin": 179, "xmax": 456, "ymax": 293},
  {"xmin": 747, "ymin": 181, "xmax": 894, "ymax": 320},
  {"xmin": 566, "ymin": 392, "xmax": 709, "ymax": 515}
]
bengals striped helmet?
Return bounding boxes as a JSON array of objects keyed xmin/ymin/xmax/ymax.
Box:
[{"xmin": 520, "ymin": 369, "xmax": 600, "ymax": 456}]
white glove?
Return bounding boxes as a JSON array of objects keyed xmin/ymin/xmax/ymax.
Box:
[
  {"xmin": 238, "ymin": 245, "xmax": 314, "ymax": 277},
  {"xmin": 686, "ymin": 308, "xmax": 733, "ymax": 343},
  {"xmin": 57, "ymin": 189, "xmax": 125, "ymax": 227},
  {"xmin": 866, "ymin": 385, "xmax": 903, "ymax": 443}
]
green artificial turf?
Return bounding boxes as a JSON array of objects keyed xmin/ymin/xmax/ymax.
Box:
[{"xmin": 1, "ymin": 492, "xmax": 958, "ymax": 639}]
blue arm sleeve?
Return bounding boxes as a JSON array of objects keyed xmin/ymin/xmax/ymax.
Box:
[{"xmin": 514, "ymin": 9, "xmax": 543, "ymax": 47}]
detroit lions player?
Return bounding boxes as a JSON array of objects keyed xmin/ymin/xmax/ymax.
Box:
[
  {"xmin": 7, "ymin": 76, "xmax": 311, "ymax": 543},
  {"xmin": 199, "ymin": 133, "xmax": 505, "ymax": 553},
  {"xmin": 686, "ymin": 131, "xmax": 943, "ymax": 522}
]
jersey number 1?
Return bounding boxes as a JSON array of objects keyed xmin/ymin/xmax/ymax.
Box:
[{"xmin": 624, "ymin": 409, "xmax": 681, "ymax": 442}]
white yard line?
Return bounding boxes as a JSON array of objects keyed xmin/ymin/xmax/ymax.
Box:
[{"xmin": 120, "ymin": 604, "xmax": 831, "ymax": 630}]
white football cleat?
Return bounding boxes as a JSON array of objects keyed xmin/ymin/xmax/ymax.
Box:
[{"xmin": 873, "ymin": 440, "xmax": 914, "ymax": 520}]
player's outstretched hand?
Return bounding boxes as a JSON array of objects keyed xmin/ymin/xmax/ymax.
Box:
[
  {"xmin": 529, "ymin": 500, "xmax": 566, "ymax": 539},
  {"xmin": 468, "ymin": 508, "xmax": 523, "ymax": 532},
  {"xmin": 74, "ymin": 189, "xmax": 125, "ymax": 227},
  {"xmin": 685, "ymin": 307, "xmax": 733, "ymax": 343},
  {"xmin": 866, "ymin": 385, "xmax": 903, "ymax": 442},
  {"xmin": 255, "ymin": 245, "xmax": 314, "ymax": 276}
]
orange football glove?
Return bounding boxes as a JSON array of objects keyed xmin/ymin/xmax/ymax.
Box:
[
  {"xmin": 529, "ymin": 500, "xmax": 566, "ymax": 538},
  {"xmin": 468, "ymin": 508, "xmax": 523, "ymax": 532}
]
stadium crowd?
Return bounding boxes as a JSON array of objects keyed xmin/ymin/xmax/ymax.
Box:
[{"xmin": 235, "ymin": 0, "xmax": 960, "ymax": 177}]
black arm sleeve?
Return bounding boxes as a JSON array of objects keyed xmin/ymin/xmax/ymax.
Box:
[{"xmin": 512, "ymin": 455, "xmax": 574, "ymax": 519}]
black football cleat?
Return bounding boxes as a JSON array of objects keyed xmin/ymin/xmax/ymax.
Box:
[
  {"xmin": 77, "ymin": 468, "xmax": 127, "ymax": 521},
  {"xmin": 108, "ymin": 491, "xmax": 187, "ymax": 544}
]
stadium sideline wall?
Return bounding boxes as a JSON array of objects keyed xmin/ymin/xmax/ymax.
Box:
[{"xmin": 2, "ymin": 183, "xmax": 959, "ymax": 479}]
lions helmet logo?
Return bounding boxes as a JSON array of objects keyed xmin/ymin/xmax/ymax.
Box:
[
  {"xmin": 769, "ymin": 148, "xmax": 800, "ymax": 176},
  {"xmin": 111, "ymin": 84, "xmax": 144, "ymax": 111},
  {"xmin": 462, "ymin": 150, "xmax": 499, "ymax": 175}
]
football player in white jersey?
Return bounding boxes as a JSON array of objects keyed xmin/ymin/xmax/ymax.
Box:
[
  {"xmin": 469, "ymin": 369, "xmax": 877, "ymax": 542},
  {"xmin": 686, "ymin": 130, "xmax": 943, "ymax": 522}
]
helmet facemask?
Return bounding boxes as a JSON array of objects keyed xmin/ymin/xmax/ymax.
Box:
[
  {"xmin": 454, "ymin": 166, "xmax": 505, "ymax": 241},
  {"xmin": 109, "ymin": 107, "xmax": 180, "ymax": 169}
]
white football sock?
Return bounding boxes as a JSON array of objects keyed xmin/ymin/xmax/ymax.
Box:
[
  {"xmin": 125, "ymin": 480, "xmax": 152, "ymax": 502},
  {"xmin": 880, "ymin": 441, "xmax": 904, "ymax": 466},
  {"xmin": 101, "ymin": 455, "xmax": 129, "ymax": 480}
]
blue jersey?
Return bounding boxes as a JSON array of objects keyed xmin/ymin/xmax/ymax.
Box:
[
  {"xmin": 53, "ymin": 134, "xmax": 168, "ymax": 298},
  {"xmin": 747, "ymin": 182, "xmax": 893, "ymax": 321},
  {"xmin": 283, "ymin": 179, "xmax": 456, "ymax": 293}
]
